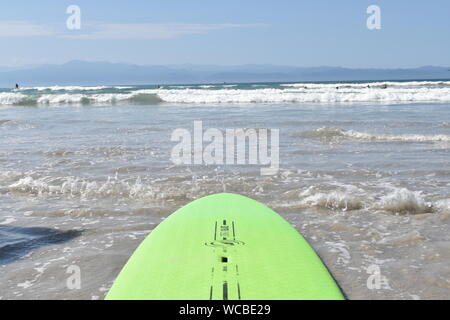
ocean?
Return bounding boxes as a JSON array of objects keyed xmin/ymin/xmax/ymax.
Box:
[{"xmin": 0, "ymin": 80, "xmax": 449, "ymax": 299}]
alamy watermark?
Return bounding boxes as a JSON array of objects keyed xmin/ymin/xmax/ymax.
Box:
[
  {"xmin": 366, "ymin": 265, "xmax": 391, "ymax": 290},
  {"xmin": 170, "ymin": 121, "xmax": 280, "ymax": 176},
  {"xmin": 66, "ymin": 265, "xmax": 81, "ymax": 290},
  {"xmin": 66, "ymin": 5, "xmax": 81, "ymax": 30},
  {"xmin": 367, "ymin": 5, "xmax": 382, "ymax": 30}
]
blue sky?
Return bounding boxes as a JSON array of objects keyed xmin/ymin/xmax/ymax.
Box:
[{"xmin": 0, "ymin": 0, "xmax": 449, "ymax": 68}]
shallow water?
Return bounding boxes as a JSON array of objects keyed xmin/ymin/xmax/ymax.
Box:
[{"xmin": 0, "ymin": 81, "xmax": 449, "ymax": 300}]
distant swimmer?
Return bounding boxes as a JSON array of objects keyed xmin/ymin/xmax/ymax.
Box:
[
  {"xmin": 381, "ymin": 84, "xmax": 388, "ymax": 89},
  {"xmin": 156, "ymin": 85, "xmax": 161, "ymax": 89},
  {"xmin": 15, "ymin": 83, "xmax": 19, "ymax": 90}
]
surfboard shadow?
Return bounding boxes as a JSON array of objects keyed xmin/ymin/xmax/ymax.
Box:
[{"xmin": 0, "ymin": 225, "xmax": 83, "ymax": 265}]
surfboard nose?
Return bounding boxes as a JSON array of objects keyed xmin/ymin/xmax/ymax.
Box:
[{"xmin": 106, "ymin": 193, "xmax": 344, "ymax": 300}]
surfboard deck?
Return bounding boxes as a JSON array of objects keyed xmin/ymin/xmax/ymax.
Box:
[{"xmin": 106, "ymin": 193, "xmax": 344, "ymax": 300}]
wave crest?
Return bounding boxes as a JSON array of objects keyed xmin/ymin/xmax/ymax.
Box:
[
  {"xmin": 299, "ymin": 127, "xmax": 450, "ymax": 143},
  {"xmin": 375, "ymin": 188, "xmax": 433, "ymax": 214},
  {"xmin": 287, "ymin": 185, "xmax": 441, "ymax": 215},
  {"xmin": 3, "ymin": 80, "xmax": 450, "ymax": 106},
  {"xmin": 0, "ymin": 92, "xmax": 162, "ymax": 106}
]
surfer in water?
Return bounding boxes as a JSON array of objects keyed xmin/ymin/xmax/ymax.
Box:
[{"xmin": 15, "ymin": 83, "xmax": 19, "ymax": 90}]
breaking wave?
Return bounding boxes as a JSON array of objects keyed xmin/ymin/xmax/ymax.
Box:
[
  {"xmin": 0, "ymin": 92, "xmax": 162, "ymax": 106},
  {"xmin": 3, "ymin": 173, "xmax": 213, "ymax": 203},
  {"xmin": 3, "ymin": 168, "xmax": 447, "ymax": 216},
  {"xmin": 296, "ymin": 185, "xmax": 368, "ymax": 211},
  {"xmin": 280, "ymin": 80, "xmax": 450, "ymax": 89},
  {"xmin": 374, "ymin": 188, "xmax": 433, "ymax": 214},
  {"xmin": 292, "ymin": 185, "xmax": 440, "ymax": 215},
  {"xmin": 151, "ymin": 87, "xmax": 450, "ymax": 104},
  {"xmin": 299, "ymin": 127, "xmax": 450, "ymax": 143},
  {"xmin": 2, "ymin": 80, "xmax": 450, "ymax": 106}
]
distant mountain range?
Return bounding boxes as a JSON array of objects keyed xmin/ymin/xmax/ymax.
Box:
[{"xmin": 1, "ymin": 60, "xmax": 449, "ymax": 87}]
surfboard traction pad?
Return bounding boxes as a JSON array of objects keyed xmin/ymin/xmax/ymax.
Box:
[{"xmin": 106, "ymin": 193, "xmax": 344, "ymax": 300}]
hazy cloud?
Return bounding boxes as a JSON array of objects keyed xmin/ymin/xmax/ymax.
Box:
[
  {"xmin": 0, "ymin": 21, "xmax": 56, "ymax": 37},
  {"xmin": 0, "ymin": 21, "xmax": 263, "ymax": 39},
  {"xmin": 71, "ymin": 23, "xmax": 263, "ymax": 39}
]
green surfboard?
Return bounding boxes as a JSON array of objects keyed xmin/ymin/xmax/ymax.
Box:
[{"xmin": 106, "ymin": 193, "xmax": 344, "ymax": 300}]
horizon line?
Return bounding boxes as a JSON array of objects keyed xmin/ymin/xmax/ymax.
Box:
[{"xmin": 1, "ymin": 60, "xmax": 449, "ymax": 70}]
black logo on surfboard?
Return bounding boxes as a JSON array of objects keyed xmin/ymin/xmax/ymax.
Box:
[
  {"xmin": 205, "ymin": 220, "xmax": 245, "ymax": 248},
  {"xmin": 206, "ymin": 219, "xmax": 243, "ymax": 300}
]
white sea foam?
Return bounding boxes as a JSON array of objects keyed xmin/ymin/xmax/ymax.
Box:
[
  {"xmin": 375, "ymin": 188, "xmax": 433, "ymax": 214},
  {"xmin": 301, "ymin": 127, "xmax": 450, "ymax": 143},
  {"xmin": 0, "ymin": 92, "xmax": 30, "ymax": 105},
  {"xmin": 151, "ymin": 86, "xmax": 450, "ymax": 104},
  {"xmin": 36, "ymin": 93, "xmax": 134, "ymax": 104},
  {"xmin": 0, "ymin": 91, "xmax": 161, "ymax": 106},
  {"xmin": 3, "ymin": 81, "xmax": 450, "ymax": 105},
  {"xmin": 298, "ymin": 185, "xmax": 367, "ymax": 211},
  {"xmin": 0, "ymin": 217, "xmax": 16, "ymax": 225},
  {"xmin": 280, "ymin": 81, "xmax": 450, "ymax": 88},
  {"xmin": 7, "ymin": 175, "xmax": 165, "ymax": 201},
  {"xmin": 294, "ymin": 185, "xmax": 441, "ymax": 215},
  {"xmin": 435, "ymin": 199, "xmax": 450, "ymax": 212}
]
